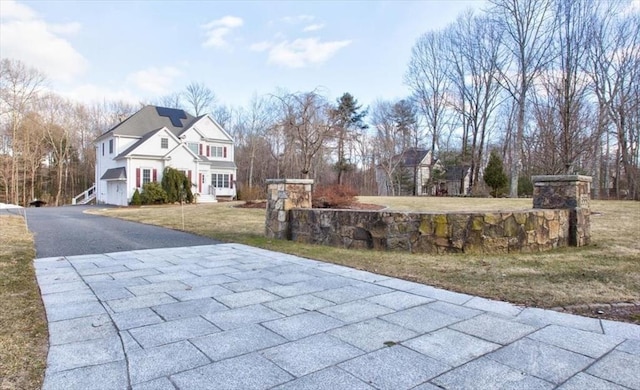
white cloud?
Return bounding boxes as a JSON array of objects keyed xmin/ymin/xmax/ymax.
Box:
[
  {"xmin": 0, "ymin": 0, "xmax": 87, "ymax": 83},
  {"xmin": 266, "ymin": 38, "xmax": 352, "ymax": 68},
  {"xmin": 126, "ymin": 66, "xmax": 182, "ymax": 95},
  {"xmin": 249, "ymin": 41, "xmax": 272, "ymax": 52},
  {"xmin": 303, "ymin": 23, "xmax": 324, "ymax": 32},
  {"xmin": 201, "ymin": 15, "xmax": 243, "ymax": 48},
  {"xmin": 0, "ymin": 0, "xmax": 36, "ymax": 20}
]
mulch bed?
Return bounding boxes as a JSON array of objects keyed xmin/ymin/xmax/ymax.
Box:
[{"xmin": 235, "ymin": 201, "xmax": 385, "ymax": 210}]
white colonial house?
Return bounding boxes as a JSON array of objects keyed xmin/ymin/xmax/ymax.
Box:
[{"xmin": 93, "ymin": 105, "xmax": 236, "ymax": 206}]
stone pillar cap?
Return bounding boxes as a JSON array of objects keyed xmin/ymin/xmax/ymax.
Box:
[
  {"xmin": 532, "ymin": 175, "xmax": 592, "ymax": 183},
  {"xmin": 266, "ymin": 179, "xmax": 315, "ymax": 184}
]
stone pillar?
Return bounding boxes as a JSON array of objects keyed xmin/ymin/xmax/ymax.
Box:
[
  {"xmin": 532, "ymin": 175, "xmax": 592, "ymax": 246},
  {"xmin": 265, "ymin": 179, "xmax": 314, "ymax": 240}
]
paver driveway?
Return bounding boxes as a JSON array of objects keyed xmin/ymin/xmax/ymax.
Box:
[{"xmin": 35, "ymin": 244, "xmax": 640, "ymax": 390}]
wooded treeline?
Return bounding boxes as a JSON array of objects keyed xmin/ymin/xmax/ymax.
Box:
[{"xmin": 1, "ymin": 0, "xmax": 638, "ymax": 205}]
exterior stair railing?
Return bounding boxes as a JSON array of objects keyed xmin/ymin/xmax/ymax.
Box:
[{"xmin": 72, "ymin": 184, "xmax": 96, "ymax": 205}]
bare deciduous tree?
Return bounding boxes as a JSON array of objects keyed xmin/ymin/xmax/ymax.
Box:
[
  {"xmin": 184, "ymin": 82, "xmax": 215, "ymax": 116},
  {"xmin": 491, "ymin": 0, "xmax": 556, "ymax": 197}
]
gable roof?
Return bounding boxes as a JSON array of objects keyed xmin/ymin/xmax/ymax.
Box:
[
  {"xmin": 444, "ymin": 165, "xmax": 471, "ymax": 181},
  {"xmin": 114, "ymin": 128, "xmax": 164, "ymax": 159},
  {"xmin": 95, "ymin": 106, "xmax": 198, "ymax": 142}
]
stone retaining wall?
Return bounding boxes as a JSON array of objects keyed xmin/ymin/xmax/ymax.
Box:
[
  {"xmin": 290, "ymin": 208, "xmax": 569, "ymax": 254},
  {"xmin": 265, "ymin": 175, "xmax": 591, "ymax": 255}
]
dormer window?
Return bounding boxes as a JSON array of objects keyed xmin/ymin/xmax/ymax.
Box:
[{"xmin": 161, "ymin": 138, "xmax": 168, "ymax": 149}]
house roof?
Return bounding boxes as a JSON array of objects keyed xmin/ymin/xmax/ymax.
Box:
[
  {"xmin": 203, "ymin": 160, "xmax": 237, "ymax": 169},
  {"xmin": 444, "ymin": 165, "xmax": 470, "ymax": 181},
  {"xmin": 100, "ymin": 167, "xmax": 127, "ymax": 181},
  {"xmin": 95, "ymin": 106, "xmax": 198, "ymax": 142},
  {"xmin": 388, "ymin": 147, "xmax": 431, "ymax": 168}
]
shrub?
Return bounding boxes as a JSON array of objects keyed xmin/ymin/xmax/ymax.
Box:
[
  {"xmin": 518, "ymin": 176, "xmax": 534, "ymax": 197},
  {"xmin": 483, "ymin": 151, "xmax": 508, "ymax": 198},
  {"xmin": 313, "ymin": 184, "xmax": 358, "ymax": 208},
  {"xmin": 161, "ymin": 167, "xmax": 193, "ymax": 203},
  {"xmin": 130, "ymin": 189, "xmax": 142, "ymax": 206},
  {"xmin": 140, "ymin": 182, "xmax": 167, "ymax": 204},
  {"xmin": 239, "ymin": 186, "xmax": 263, "ymax": 203}
]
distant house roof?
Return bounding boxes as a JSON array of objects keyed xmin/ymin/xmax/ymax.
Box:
[
  {"xmin": 401, "ymin": 148, "xmax": 430, "ymax": 167},
  {"xmin": 100, "ymin": 167, "xmax": 127, "ymax": 181},
  {"xmin": 444, "ymin": 165, "xmax": 470, "ymax": 181},
  {"xmin": 95, "ymin": 106, "xmax": 199, "ymax": 142}
]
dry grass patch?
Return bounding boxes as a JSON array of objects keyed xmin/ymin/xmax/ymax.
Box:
[
  {"xmin": 91, "ymin": 199, "xmax": 640, "ymax": 319},
  {"xmin": 0, "ymin": 215, "xmax": 47, "ymax": 390}
]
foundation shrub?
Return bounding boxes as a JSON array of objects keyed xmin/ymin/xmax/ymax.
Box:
[{"xmin": 313, "ymin": 184, "xmax": 358, "ymax": 208}]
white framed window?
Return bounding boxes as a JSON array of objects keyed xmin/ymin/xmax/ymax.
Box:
[
  {"xmin": 142, "ymin": 168, "xmax": 151, "ymax": 185},
  {"xmin": 161, "ymin": 138, "xmax": 168, "ymax": 149},
  {"xmin": 187, "ymin": 142, "xmax": 198, "ymax": 154},
  {"xmin": 211, "ymin": 173, "xmax": 230, "ymax": 188},
  {"xmin": 109, "ymin": 139, "xmax": 114, "ymax": 154},
  {"xmin": 210, "ymin": 146, "xmax": 224, "ymax": 157}
]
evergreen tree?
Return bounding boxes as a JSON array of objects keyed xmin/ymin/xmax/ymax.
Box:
[
  {"xmin": 161, "ymin": 167, "xmax": 193, "ymax": 203},
  {"xmin": 332, "ymin": 93, "xmax": 368, "ymax": 185},
  {"xmin": 130, "ymin": 189, "xmax": 142, "ymax": 206},
  {"xmin": 484, "ymin": 151, "xmax": 508, "ymax": 198}
]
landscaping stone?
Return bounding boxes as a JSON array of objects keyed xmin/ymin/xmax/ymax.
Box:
[
  {"xmin": 272, "ymin": 366, "xmax": 375, "ymax": 390},
  {"xmin": 48, "ymin": 314, "xmax": 117, "ymax": 345},
  {"xmin": 203, "ymin": 304, "xmax": 283, "ymax": 330},
  {"xmin": 151, "ymin": 297, "xmax": 227, "ymax": 320},
  {"xmin": 263, "ymin": 311, "xmax": 345, "ymax": 340},
  {"xmin": 171, "ymin": 353, "xmax": 293, "ymax": 390},
  {"xmin": 191, "ymin": 324, "xmax": 287, "ymax": 361},
  {"xmin": 586, "ymin": 350, "xmax": 640, "ymax": 389},
  {"xmin": 319, "ymin": 300, "xmax": 394, "ymax": 323},
  {"xmin": 527, "ymin": 324, "xmax": 623, "ymax": 358},
  {"xmin": 42, "ymin": 361, "xmax": 128, "ymax": 390},
  {"xmin": 450, "ymin": 313, "xmax": 537, "ymax": 344},
  {"xmin": 488, "ymin": 338, "xmax": 593, "ymax": 384},
  {"xmin": 110, "ymin": 308, "xmax": 164, "ymax": 330},
  {"xmin": 339, "ymin": 345, "xmax": 449, "ymax": 390},
  {"xmin": 216, "ymin": 289, "xmax": 280, "ymax": 308},
  {"xmin": 261, "ymin": 333, "xmax": 363, "ymax": 377},
  {"xmin": 381, "ymin": 305, "xmax": 460, "ymax": 333},
  {"xmin": 557, "ymin": 373, "xmax": 628, "ymax": 390},
  {"xmin": 366, "ymin": 291, "xmax": 434, "ymax": 310},
  {"xmin": 329, "ymin": 318, "xmax": 418, "ymax": 352},
  {"xmin": 432, "ymin": 357, "xmax": 554, "ymax": 389},
  {"xmin": 127, "ymin": 340, "xmax": 210, "ymax": 384},
  {"xmin": 129, "ymin": 317, "xmax": 220, "ymax": 348},
  {"xmin": 46, "ymin": 336, "xmax": 124, "ymax": 372},
  {"xmin": 404, "ymin": 328, "xmax": 500, "ymax": 366}
]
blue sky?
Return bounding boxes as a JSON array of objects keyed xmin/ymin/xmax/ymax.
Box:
[{"xmin": 1, "ymin": 0, "xmax": 484, "ymax": 109}]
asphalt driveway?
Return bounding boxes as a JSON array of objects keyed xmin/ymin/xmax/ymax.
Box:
[{"xmin": 25, "ymin": 205, "xmax": 219, "ymax": 258}]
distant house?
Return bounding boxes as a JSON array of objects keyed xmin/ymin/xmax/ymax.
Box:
[
  {"xmin": 436, "ymin": 165, "xmax": 471, "ymax": 196},
  {"xmin": 93, "ymin": 105, "xmax": 236, "ymax": 206},
  {"xmin": 377, "ymin": 148, "xmax": 441, "ymax": 196}
]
